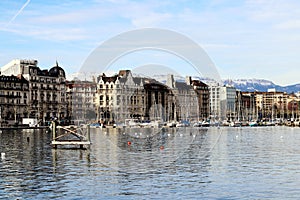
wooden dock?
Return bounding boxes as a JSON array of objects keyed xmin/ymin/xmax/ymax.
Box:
[{"xmin": 51, "ymin": 122, "xmax": 91, "ymax": 149}]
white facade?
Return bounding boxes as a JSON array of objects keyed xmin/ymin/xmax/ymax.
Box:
[
  {"xmin": 1, "ymin": 59, "xmax": 38, "ymax": 78},
  {"xmin": 209, "ymin": 84, "xmax": 236, "ymax": 120}
]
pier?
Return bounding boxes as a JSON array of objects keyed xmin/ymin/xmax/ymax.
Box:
[{"xmin": 51, "ymin": 121, "xmax": 91, "ymax": 149}]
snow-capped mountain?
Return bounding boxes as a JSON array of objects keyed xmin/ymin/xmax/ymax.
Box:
[
  {"xmin": 223, "ymin": 78, "xmax": 276, "ymax": 91},
  {"xmin": 223, "ymin": 79, "xmax": 300, "ymax": 93},
  {"xmin": 151, "ymin": 74, "xmax": 300, "ymax": 93}
]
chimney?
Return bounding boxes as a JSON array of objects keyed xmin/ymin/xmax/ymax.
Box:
[
  {"xmin": 186, "ymin": 76, "xmax": 192, "ymax": 85},
  {"xmin": 167, "ymin": 74, "xmax": 175, "ymax": 88}
]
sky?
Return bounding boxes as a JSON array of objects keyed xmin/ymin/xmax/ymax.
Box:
[{"xmin": 0, "ymin": 0, "xmax": 300, "ymax": 85}]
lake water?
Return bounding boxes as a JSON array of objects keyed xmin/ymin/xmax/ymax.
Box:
[{"xmin": 0, "ymin": 126, "xmax": 299, "ymax": 199}]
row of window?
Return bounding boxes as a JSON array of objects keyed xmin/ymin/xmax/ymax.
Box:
[
  {"xmin": 30, "ymin": 76, "xmax": 57, "ymax": 83},
  {"xmin": 99, "ymin": 84, "xmax": 120, "ymax": 89},
  {"xmin": 0, "ymin": 99, "xmax": 27, "ymax": 104}
]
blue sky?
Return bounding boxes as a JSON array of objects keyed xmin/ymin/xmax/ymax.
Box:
[{"xmin": 0, "ymin": 0, "xmax": 300, "ymax": 85}]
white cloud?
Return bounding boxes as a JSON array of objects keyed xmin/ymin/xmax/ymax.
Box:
[
  {"xmin": 3, "ymin": 23, "xmax": 87, "ymax": 41},
  {"xmin": 131, "ymin": 12, "xmax": 173, "ymax": 27},
  {"xmin": 2, "ymin": 0, "xmax": 300, "ymax": 85},
  {"xmin": 275, "ymin": 20, "xmax": 300, "ymax": 30}
]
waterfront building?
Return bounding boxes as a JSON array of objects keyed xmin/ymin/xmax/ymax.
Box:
[
  {"xmin": 66, "ymin": 79, "xmax": 97, "ymax": 123},
  {"xmin": 256, "ymin": 91, "xmax": 288, "ymax": 120},
  {"xmin": 287, "ymin": 93, "xmax": 300, "ymax": 120},
  {"xmin": 1, "ymin": 59, "xmax": 67, "ymax": 124},
  {"xmin": 0, "ymin": 74, "xmax": 29, "ymax": 126},
  {"xmin": 209, "ymin": 84, "xmax": 236, "ymax": 120},
  {"xmin": 166, "ymin": 75, "xmax": 210, "ymax": 121},
  {"xmin": 95, "ymin": 70, "xmax": 141, "ymax": 123},
  {"xmin": 242, "ymin": 91, "xmax": 289, "ymax": 120},
  {"xmin": 191, "ymin": 79, "xmax": 210, "ymax": 119},
  {"xmin": 95, "ymin": 70, "xmax": 175, "ymax": 124},
  {"xmin": 239, "ymin": 92, "xmax": 256, "ymax": 121},
  {"xmin": 166, "ymin": 75, "xmax": 198, "ymax": 122},
  {"xmin": 235, "ymin": 91, "xmax": 257, "ymax": 121}
]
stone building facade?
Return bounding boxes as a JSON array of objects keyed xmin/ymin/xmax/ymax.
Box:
[
  {"xmin": 0, "ymin": 74, "xmax": 29, "ymax": 125},
  {"xmin": 166, "ymin": 75, "xmax": 210, "ymax": 122},
  {"xmin": 66, "ymin": 80, "xmax": 96, "ymax": 123},
  {"xmin": 1, "ymin": 59, "xmax": 67, "ymax": 124},
  {"xmin": 95, "ymin": 70, "xmax": 175, "ymax": 124}
]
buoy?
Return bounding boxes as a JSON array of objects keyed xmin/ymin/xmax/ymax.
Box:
[
  {"xmin": 1, "ymin": 152, "xmax": 5, "ymax": 159},
  {"xmin": 160, "ymin": 146, "xmax": 164, "ymax": 150},
  {"xmin": 127, "ymin": 141, "xmax": 131, "ymax": 146}
]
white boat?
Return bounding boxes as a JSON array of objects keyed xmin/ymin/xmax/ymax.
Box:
[
  {"xmin": 193, "ymin": 122, "xmax": 202, "ymax": 127},
  {"xmin": 201, "ymin": 121, "xmax": 210, "ymax": 127},
  {"xmin": 230, "ymin": 121, "xmax": 242, "ymax": 127},
  {"xmin": 176, "ymin": 120, "xmax": 190, "ymax": 127},
  {"xmin": 166, "ymin": 121, "xmax": 176, "ymax": 128},
  {"xmin": 249, "ymin": 121, "xmax": 258, "ymax": 127},
  {"xmin": 125, "ymin": 119, "xmax": 141, "ymax": 128}
]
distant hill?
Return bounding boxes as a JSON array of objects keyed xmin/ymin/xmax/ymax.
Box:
[
  {"xmin": 222, "ymin": 79, "xmax": 300, "ymax": 93},
  {"xmin": 149, "ymin": 74, "xmax": 300, "ymax": 93}
]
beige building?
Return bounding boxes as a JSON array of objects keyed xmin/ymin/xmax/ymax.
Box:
[
  {"xmin": 254, "ymin": 91, "xmax": 288, "ymax": 120},
  {"xmin": 241, "ymin": 90, "xmax": 300, "ymax": 120},
  {"xmin": 95, "ymin": 70, "xmax": 174, "ymax": 124}
]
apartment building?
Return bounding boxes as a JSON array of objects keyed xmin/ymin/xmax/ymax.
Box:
[
  {"xmin": 209, "ymin": 84, "xmax": 236, "ymax": 120},
  {"xmin": 0, "ymin": 74, "xmax": 29, "ymax": 125},
  {"xmin": 1, "ymin": 59, "xmax": 67, "ymax": 124},
  {"xmin": 95, "ymin": 70, "xmax": 175, "ymax": 124},
  {"xmin": 66, "ymin": 79, "xmax": 97, "ymax": 123}
]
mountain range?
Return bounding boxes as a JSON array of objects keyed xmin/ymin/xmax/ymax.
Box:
[
  {"xmin": 222, "ymin": 79, "xmax": 300, "ymax": 93},
  {"xmin": 148, "ymin": 74, "xmax": 300, "ymax": 93}
]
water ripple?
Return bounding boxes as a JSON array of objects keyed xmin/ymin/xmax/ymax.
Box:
[{"xmin": 0, "ymin": 127, "xmax": 300, "ymax": 199}]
